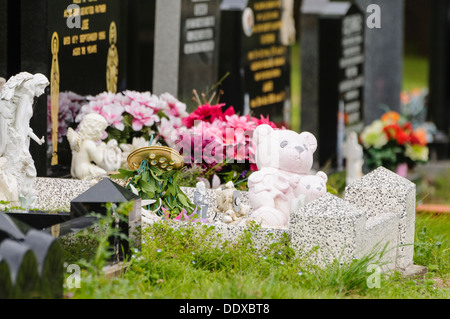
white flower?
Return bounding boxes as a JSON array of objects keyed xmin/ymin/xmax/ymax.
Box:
[
  {"xmin": 405, "ymin": 144, "xmax": 429, "ymax": 162},
  {"xmin": 360, "ymin": 120, "xmax": 388, "ymax": 149}
]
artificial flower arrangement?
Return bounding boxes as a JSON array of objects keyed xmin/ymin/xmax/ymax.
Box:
[
  {"xmin": 75, "ymin": 90, "xmax": 188, "ymax": 146},
  {"xmin": 174, "ymin": 102, "xmax": 282, "ymax": 189},
  {"xmin": 360, "ymin": 111, "xmax": 429, "ymax": 172},
  {"xmin": 65, "ymin": 87, "xmax": 282, "ymax": 189}
]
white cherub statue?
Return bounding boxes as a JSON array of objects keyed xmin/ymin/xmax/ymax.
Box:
[
  {"xmin": 0, "ymin": 72, "xmax": 49, "ymax": 207},
  {"xmin": 67, "ymin": 113, "xmax": 110, "ymax": 180}
]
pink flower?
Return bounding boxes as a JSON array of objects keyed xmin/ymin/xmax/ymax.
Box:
[
  {"xmin": 182, "ymin": 103, "xmax": 234, "ymax": 128},
  {"xmin": 251, "ymin": 114, "xmax": 278, "ymax": 129},
  {"xmin": 225, "ymin": 114, "xmax": 255, "ymax": 131},
  {"xmin": 160, "ymin": 92, "xmax": 189, "ymax": 118},
  {"xmin": 100, "ymin": 103, "xmax": 125, "ymax": 131},
  {"xmin": 124, "ymin": 90, "xmax": 152, "ymax": 105},
  {"xmin": 158, "ymin": 117, "xmax": 180, "ymax": 147},
  {"xmin": 125, "ymin": 101, "xmax": 159, "ymax": 131}
]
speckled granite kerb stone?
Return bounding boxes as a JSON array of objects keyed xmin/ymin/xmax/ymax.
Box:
[
  {"xmin": 33, "ymin": 177, "xmax": 99, "ymax": 212},
  {"xmin": 344, "ymin": 167, "xmax": 416, "ymax": 270},
  {"xmin": 143, "ymin": 219, "xmax": 288, "ymax": 252},
  {"xmin": 288, "ymin": 192, "xmax": 366, "ymax": 266}
]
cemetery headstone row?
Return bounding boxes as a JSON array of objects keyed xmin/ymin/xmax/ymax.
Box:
[
  {"xmin": 1, "ymin": 0, "xmax": 294, "ymax": 180},
  {"xmin": 301, "ymin": 0, "xmax": 405, "ymax": 168}
]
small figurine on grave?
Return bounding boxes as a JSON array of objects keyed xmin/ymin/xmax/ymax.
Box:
[
  {"xmin": 67, "ymin": 113, "xmax": 110, "ymax": 180},
  {"xmin": 194, "ymin": 181, "xmax": 209, "ymax": 219},
  {"xmin": 343, "ymin": 131, "xmax": 364, "ymax": 186},
  {"xmin": 0, "ymin": 72, "xmax": 49, "ymax": 207},
  {"xmin": 214, "ymin": 181, "xmax": 250, "ymax": 225}
]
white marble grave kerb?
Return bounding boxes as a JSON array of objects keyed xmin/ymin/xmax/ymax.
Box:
[{"xmin": 30, "ymin": 166, "xmax": 419, "ymax": 272}]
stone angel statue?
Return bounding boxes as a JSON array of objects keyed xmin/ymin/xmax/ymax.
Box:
[
  {"xmin": 0, "ymin": 72, "xmax": 48, "ymax": 206},
  {"xmin": 67, "ymin": 113, "xmax": 108, "ymax": 180},
  {"xmin": 67, "ymin": 113, "xmax": 122, "ymax": 180}
]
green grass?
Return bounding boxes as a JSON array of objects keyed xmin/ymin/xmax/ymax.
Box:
[
  {"xmin": 403, "ymin": 54, "xmax": 429, "ymax": 91},
  {"xmin": 417, "ymin": 168, "xmax": 450, "ymax": 205},
  {"xmin": 64, "ymin": 210, "xmax": 450, "ymax": 299}
]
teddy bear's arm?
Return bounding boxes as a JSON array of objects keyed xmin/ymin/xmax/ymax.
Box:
[{"xmin": 248, "ymin": 171, "xmax": 275, "ymax": 194}]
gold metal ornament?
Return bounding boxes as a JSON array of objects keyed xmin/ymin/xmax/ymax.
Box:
[
  {"xmin": 50, "ymin": 31, "xmax": 60, "ymax": 166},
  {"xmin": 127, "ymin": 146, "xmax": 184, "ymax": 172},
  {"xmin": 106, "ymin": 21, "xmax": 119, "ymax": 93}
]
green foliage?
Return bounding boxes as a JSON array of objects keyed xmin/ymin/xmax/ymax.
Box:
[
  {"xmin": 364, "ymin": 141, "xmax": 405, "ymax": 172},
  {"xmin": 326, "ymin": 171, "xmax": 347, "ymax": 196},
  {"xmin": 111, "ymin": 161, "xmax": 197, "ymax": 218}
]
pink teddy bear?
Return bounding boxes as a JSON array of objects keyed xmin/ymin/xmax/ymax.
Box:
[{"xmin": 248, "ymin": 124, "xmax": 328, "ymax": 228}]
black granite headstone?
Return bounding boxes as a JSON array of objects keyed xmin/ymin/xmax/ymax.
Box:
[
  {"xmin": 219, "ymin": 0, "xmax": 291, "ymax": 127},
  {"xmin": 70, "ymin": 178, "xmax": 141, "ymax": 260},
  {"xmin": 0, "ymin": 0, "xmax": 21, "ymax": 79},
  {"xmin": 4, "ymin": 211, "xmax": 71, "ymax": 231},
  {"xmin": 300, "ymin": 0, "xmax": 330, "ymax": 150},
  {"xmin": 428, "ymin": 0, "xmax": 450, "ymax": 159},
  {"xmin": 153, "ymin": 0, "xmax": 221, "ymax": 111},
  {"xmin": 0, "ymin": 0, "xmax": 7, "ymax": 78},
  {"xmin": 126, "ymin": 0, "xmax": 155, "ymax": 92},
  {"xmin": 354, "ymin": 0, "xmax": 404, "ymax": 124},
  {"xmin": 20, "ymin": 0, "xmax": 127, "ymax": 177},
  {"xmin": 317, "ymin": 2, "xmax": 365, "ymax": 168}
]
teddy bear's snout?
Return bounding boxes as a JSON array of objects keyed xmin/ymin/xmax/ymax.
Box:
[{"xmin": 295, "ymin": 146, "xmax": 305, "ymax": 154}]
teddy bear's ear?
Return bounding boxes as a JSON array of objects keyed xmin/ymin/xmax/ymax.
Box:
[
  {"xmin": 299, "ymin": 131, "xmax": 318, "ymax": 153},
  {"xmin": 253, "ymin": 124, "xmax": 274, "ymax": 145}
]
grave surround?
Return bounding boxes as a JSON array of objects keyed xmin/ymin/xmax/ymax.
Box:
[{"xmin": 28, "ymin": 167, "xmax": 418, "ymax": 271}]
